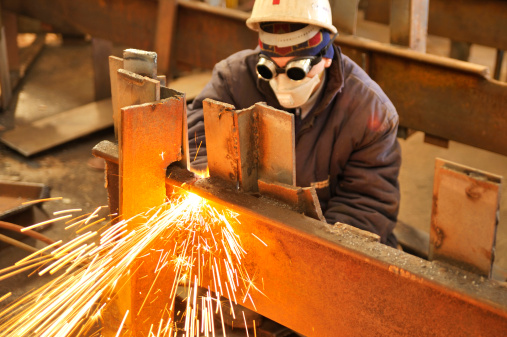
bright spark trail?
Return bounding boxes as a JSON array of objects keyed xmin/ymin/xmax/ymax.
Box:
[{"xmin": 0, "ymin": 189, "xmax": 262, "ymax": 336}]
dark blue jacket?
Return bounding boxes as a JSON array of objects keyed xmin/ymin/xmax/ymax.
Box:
[{"xmin": 187, "ymin": 46, "xmax": 401, "ymax": 247}]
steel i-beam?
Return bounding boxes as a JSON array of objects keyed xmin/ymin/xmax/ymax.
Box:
[{"xmin": 94, "ymin": 92, "xmax": 507, "ymax": 336}]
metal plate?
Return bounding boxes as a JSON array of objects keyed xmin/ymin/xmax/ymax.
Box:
[
  {"xmin": 430, "ymin": 158, "xmax": 501, "ymax": 277},
  {"xmin": 0, "ymin": 98, "xmax": 113, "ymax": 156},
  {"xmin": 0, "ymin": 181, "xmax": 50, "ymax": 218}
]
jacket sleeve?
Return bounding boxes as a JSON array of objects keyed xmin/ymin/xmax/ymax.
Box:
[
  {"xmin": 324, "ymin": 107, "xmax": 401, "ymax": 247},
  {"xmin": 187, "ymin": 60, "xmax": 236, "ymax": 171}
]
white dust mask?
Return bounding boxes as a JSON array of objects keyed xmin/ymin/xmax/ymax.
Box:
[{"xmin": 269, "ymin": 73, "xmax": 321, "ymax": 109}]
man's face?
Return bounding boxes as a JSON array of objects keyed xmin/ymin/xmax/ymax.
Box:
[{"xmin": 270, "ymin": 57, "xmax": 333, "ymax": 79}]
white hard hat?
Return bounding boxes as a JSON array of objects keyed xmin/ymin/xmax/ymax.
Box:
[{"xmin": 246, "ymin": 0, "xmax": 338, "ymax": 35}]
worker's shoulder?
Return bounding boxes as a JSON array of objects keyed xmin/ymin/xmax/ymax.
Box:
[{"xmin": 341, "ymin": 53, "xmax": 396, "ymax": 115}]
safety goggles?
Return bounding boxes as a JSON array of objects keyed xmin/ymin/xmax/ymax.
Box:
[
  {"xmin": 256, "ymin": 54, "xmax": 323, "ymax": 81},
  {"xmin": 256, "ymin": 33, "xmax": 337, "ymax": 81}
]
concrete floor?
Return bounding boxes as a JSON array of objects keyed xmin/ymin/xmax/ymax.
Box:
[{"xmin": 0, "ymin": 17, "xmax": 506, "ymax": 334}]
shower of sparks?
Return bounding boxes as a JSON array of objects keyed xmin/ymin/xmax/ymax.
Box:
[{"xmin": 0, "ymin": 188, "xmax": 263, "ymax": 337}]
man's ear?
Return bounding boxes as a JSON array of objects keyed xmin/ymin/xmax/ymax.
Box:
[{"xmin": 323, "ymin": 58, "xmax": 332, "ymax": 68}]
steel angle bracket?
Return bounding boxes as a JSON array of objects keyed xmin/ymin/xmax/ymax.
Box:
[{"xmin": 203, "ymin": 99, "xmax": 324, "ymax": 221}]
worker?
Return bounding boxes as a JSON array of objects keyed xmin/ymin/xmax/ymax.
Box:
[{"xmin": 187, "ymin": 0, "xmax": 401, "ymax": 248}]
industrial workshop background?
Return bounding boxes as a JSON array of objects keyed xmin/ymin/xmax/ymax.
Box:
[{"xmin": 0, "ymin": 0, "xmax": 506, "ymax": 336}]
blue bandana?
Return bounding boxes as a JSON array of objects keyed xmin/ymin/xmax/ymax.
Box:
[{"xmin": 259, "ymin": 22, "xmax": 334, "ymax": 59}]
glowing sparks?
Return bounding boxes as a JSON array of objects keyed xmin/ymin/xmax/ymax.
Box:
[
  {"xmin": 21, "ymin": 215, "xmax": 73, "ymax": 232},
  {"xmin": 53, "ymin": 208, "xmax": 82, "ymax": 215},
  {"xmin": 21, "ymin": 197, "xmax": 63, "ymax": 206},
  {"xmin": 0, "ymin": 189, "xmax": 262, "ymax": 337},
  {"xmin": 115, "ymin": 310, "xmax": 129, "ymax": 337},
  {"xmin": 251, "ymin": 233, "xmax": 268, "ymax": 247},
  {"xmin": 0, "ymin": 293, "xmax": 11, "ymax": 303}
]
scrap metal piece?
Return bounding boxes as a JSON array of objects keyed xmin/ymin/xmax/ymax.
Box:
[{"xmin": 430, "ymin": 158, "xmax": 502, "ymax": 277}]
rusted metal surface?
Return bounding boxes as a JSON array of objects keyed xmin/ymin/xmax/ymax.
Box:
[
  {"xmin": 390, "ymin": 0, "xmax": 428, "ymax": 52},
  {"xmin": 161, "ymin": 86, "xmax": 190, "ymax": 169},
  {"xmin": 204, "ymin": 100, "xmax": 296, "ymax": 192},
  {"xmin": 171, "ymin": 173, "xmax": 507, "ymax": 337},
  {"xmin": 337, "ymin": 35, "xmax": 507, "ymax": 156},
  {"xmin": 363, "ymin": 0, "xmax": 507, "ymax": 50},
  {"xmin": 0, "ymin": 23, "xmax": 12, "ymax": 109},
  {"xmin": 202, "ymin": 99, "xmax": 240, "ymax": 186},
  {"xmin": 116, "ymin": 68, "xmax": 160, "ymax": 137},
  {"xmin": 119, "ymin": 94, "xmax": 185, "ymax": 222},
  {"xmin": 430, "ymin": 158, "xmax": 501, "ymax": 277},
  {"xmin": 257, "ymin": 179, "xmax": 325, "ymax": 222},
  {"xmin": 118, "ymin": 92, "xmax": 185, "ymax": 336},
  {"xmin": 94, "ymin": 142, "xmax": 507, "ymax": 336},
  {"xmin": 0, "ymin": 181, "xmax": 49, "ymax": 218},
  {"xmin": 255, "ymin": 103, "xmax": 295, "ymax": 187},
  {"xmin": 92, "ymin": 140, "xmax": 120, "ymax": 217},
  {"xmin": 203, "ymin": 99, "xmax": 320, "ymax": 220}
]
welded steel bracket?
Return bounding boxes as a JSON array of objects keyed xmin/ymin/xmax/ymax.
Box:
[
  {"xmin": 203, "ymin": 99, "xmax": 324, "ymax": 221},
  {"xmin": 430, "ymin": 158, "xmax": 502, "ymax": 277}
]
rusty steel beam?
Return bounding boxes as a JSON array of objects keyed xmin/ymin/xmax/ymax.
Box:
[
  {"xmin": 167, "ymin": 167, "xmax": 507, "ymax": 337},
  {"xmin": 363, "ymin": 0, "xmax": 507, "ymax": 50},
  {"xmin": 92, "ymin": 86, "xmax": 507, "ymax": 335},
  {"xmin": 337, "ymin": 35, "xmax": 507, "ymax": 157},
  {"xmin": 93, "ymin": 143, "xmax": 507, "ymax": 336}
]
